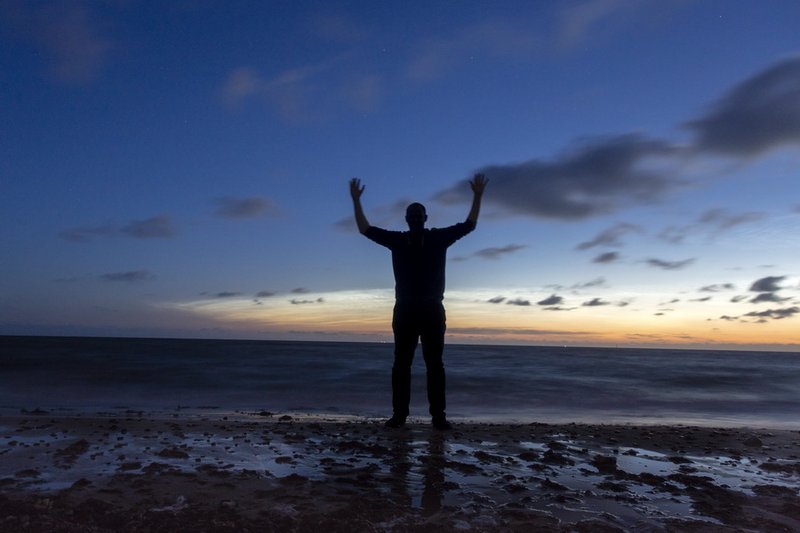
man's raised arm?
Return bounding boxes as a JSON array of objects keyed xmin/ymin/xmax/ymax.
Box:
[
  {"xmin": 350, "ymin": 177, "xmax": 370, "ymax": 234},
  {"xmin": 467, "ymin": 173, "xmax": 488, "ymax": 226}
]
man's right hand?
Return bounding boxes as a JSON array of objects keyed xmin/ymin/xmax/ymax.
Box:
[{"xmin": 350, "ymin": 178, "xmax": 365, "ymax": 200}]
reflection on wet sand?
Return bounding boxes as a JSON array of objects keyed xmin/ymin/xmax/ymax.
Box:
[{"xmin": 1, "ymin": 410, "xmax": 799, "ymax": 531}]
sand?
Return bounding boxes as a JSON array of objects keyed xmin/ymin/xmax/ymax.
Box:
[{"xmin": 1, "ymin": 409, "xmax": 799, "ymax": 532}]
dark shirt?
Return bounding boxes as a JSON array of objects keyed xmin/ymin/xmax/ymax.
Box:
[{"xmin": 364, "ymin": 221, "xmax": 475, "ymax": 303}]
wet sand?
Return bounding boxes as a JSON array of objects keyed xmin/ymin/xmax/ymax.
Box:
[{"xmin": 1, "ymin": 409, "xmax": 799, "ymax": 532}]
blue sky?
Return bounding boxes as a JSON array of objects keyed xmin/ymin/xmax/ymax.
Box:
[{"xmin": 2, "ymin": 0, "xmax": 799, "ymax": 349}]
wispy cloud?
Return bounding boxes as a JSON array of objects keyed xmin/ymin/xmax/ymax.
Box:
[
  {"xmin": 214, "ymin": 292, "xmax": 241, "ymax": 298},
  {"xmin": 660, "ymin": 208, "xmax": 765, "ymax": 244},
  {"xmin": 576, "ymin": 222, "xmax": 642, "ymax": 250},
  {"xmin": 61, "ymin": 215, "xmax": 175, "ymax": 242},
  {"xmin": 582, "ymin": 297, "xmax": 610, "ymax": 307},
  {"xmin": 645, "ymin": 258, "xmax": 695, "ymax": 270},
  {"xmin": 1, "ymin": 1, "xmax": 112, "ymax": 86},
  {"xmin": 121, "ymin": 215, "xmax": 176, "ymax": 239},
  {"xmin": 255, "ymin": 291, "xmax": 276, "ymax": 298},
  {"xmin": 699, "ymin": 283, "xmax": 736, "ymax": 292},
  {"xmin": 434, "ymin": 57, "xmax": 800, "ymax": 222},
  {"xmin": 685, "ymin": 55, "xmax": 800, "ymax": 156},
  {"xmin": 221, "ymin": 56, "xmax": 383, "ymax": 122},
  {"xmin": 213, "ymin": 197, "xmax": 277, "ymax": 219},
  {"xmin": 506, "ymin": 298, "xmax": 531, "ymax": 306},
  {"xmin": 99, "ymin": 270, "xmax": 155, "ymax": 283},
  {"xmin": 743, "ymin": 307, "xmax": 799, "ymax": 321},
  {"xmin": 593, "ymin": 251, "xmax": 620, "ymax": 264},
  {"xmin": 455, "ymin": 244, "xmax": 526, "ymax": 261},
  {"xmin": 406, "ymin": 20, "xmax": 537, "ymax": 82},
  {"xmin": 487, "ymin": 296, "xmax": 506, "ymax": 304},
  {"xmin": 291, "ymin": 298, "xmax": 325, "ymax": 305}
]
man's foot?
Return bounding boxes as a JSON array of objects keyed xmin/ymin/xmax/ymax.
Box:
[
  {"xmin": 384, "ymin": 416, "xmax": 406, "ymax": 428},
  {"xmin": 432, "ymin": 417, "xmax": 452, "ymax": 431}
]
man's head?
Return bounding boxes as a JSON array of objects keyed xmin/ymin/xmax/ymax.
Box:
[{"xmin": 405, "ymin": 202, "xmax": 427, "ymax": 232}]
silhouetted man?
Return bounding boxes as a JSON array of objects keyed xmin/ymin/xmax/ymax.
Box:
[{"xmin": 350, "ymin": 174, "xmax": 487, "ymax": 430}]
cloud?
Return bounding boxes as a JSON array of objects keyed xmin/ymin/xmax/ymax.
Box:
[
  {"xmin": 743, "ymin": 307, "xmax": 800, "ymax": 321},
  {"xmin": 582, "ymin": 298, "xmax": 610, "ymax": 307},
  {"xmin": 487, "ymin": 296, "xmax": 506, "ymax": 304},
  {"xmin": 699, "ymin": 283, "xmax": 736, "ymax": 292},
  {"xmin": 645, "ymin": 258, "xmax": 695, "ymax": 270},
  {"xmin": 660, "ymin": 208, "xmax": 765, "ymax": 244},
  {"xmin": 1, "ymin": 2, "xmax": 112, "ymax": 86},
  {"xmin": 718, "ymin": 315, "xmax": 739, "ymax": 321},
  {"xmin": 576, "ymin": 222, "xmax": 642, "ymax": 250},
  {"xmin": 255, "ymin": 291, "xmax": 276, "ymax": 298},
  {"xmin": 215, "ymin": 292, "xmax": 241, "ymax": 298},
  {"xmin": 459, "ymin": 244, "xmax": 526, "ymax": 261},
  {"xmin": 435, "ymin": 134, "xmax": 678, "ymax": 220},
  {"xmin": 99, "ymin": 270, "xmax": 155, "ymax": 283},
  {"xmin": 749, "ymin": 293, "xmax": 789, "ymax": 304},
  {"xmin": 406, "ymin": 20, "xmax": 537, "ymax": 82},
  {"xmin": 291, "ymin": 287, "xmax": 310, "ymax": 294},
  {"xmin": 556, "ymin": 0, "xmax": 649, "ymax": 49},
  {"xmin": 593, "ymin": 251, "xmax": 620, "ymax": 264},
  {"xmin": 571, "ymin": 277, "xmax": 607, "ymax": 289},
  {"xmin": 685, "ymin": 55, "xmax": 800, "ymax": 156},
  {"xmin": 730, "ymin": 295, "xmax": 748, "ymax": 303},
  {"xmin": 537, "ymin": 294, "xmax": 563, "ymax": 306},
  {"xmin": 214, "ymin": 197, "xmax": 276, "ymax": 219},
  {"xmin": 690, "ymin": 296, "xmax": 712, "ymax": 302},
  {"xmin": 121, "ymin": 215, "xmax": 176, "ymax": 239},
  {"xmin": 221, "ymin": 56, "xmax": 383, "ymax": 122},
  {"xmin": 433, "ymin": 57, "xmax": 800, "ymax": 223},
  {"xmin": 749, "ymin": 276, "xmax": 785, "ymax": 292},
  {"xmin": 506, "ymin": 298, "xmax": 531, "ymax": 306},
  {"xmin": 61, "ymin": 215, "xmax": 175, "ymax": 242},
  {"xmin": 290, "ymin": 298, "xmax": 325, "ymax": 305}
]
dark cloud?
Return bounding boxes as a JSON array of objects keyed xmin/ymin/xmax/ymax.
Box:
[
  {"xmin": 214, "ymin": 197, "xmax": 276, "ymax": 219},
  {"xmin": 290, "ymin": 298, "xmax": 324, "ymax": 305},
  {"xmin": 582, "ymin": 298, "xmax": 609, "ymax": 307},
  {"xmin": 434, "ymin": 134, "xmax": 677, "ymax": 220},
  {"xmin": 719, "ymin": 315, "xmax": 739, "ymax": 321},
  {"xmin": 645, "ymin": 258, "xmax": 695, "ymax": 270},
  {"xmin": 576, "ymin": 222, "xmax": 642, "ymax": 250},
  {"xmin": 0, "ymin": 2, "xmax": 112, "ymax": 86},
  {"xmin": 699, "ymin": 283, "xmax": 735, "ymax": 292},
  {"xmin": 593, "ymin": 251, "xmax": 620, "ymax": 264},
  {"xmin": 62, "ymin": 215, "xmax": 175, "ymax": 242},
  {"xmin": 660, "ymin": 208, "xmax": 764, "ymax": 244},
  {"xmin": 215, "ymin": 292, "xmax": 241, "ymax": 298},
  {"xmin": 59, "ymin": 224, "xmax": 116, "ymax": 242},
  {"xmin": 690, "ymin": 296, "xmax": 712, "ymax": 302},
  {"xmin": 750, "ymin": 292, "xmax": 789, "ymax": 304},
  {"xmin": 473, "ymin": 244, "xmax": 526, "ymax": 260},
  {"xmin": 730, "ymin": 295, "xmax": 748, "ymax": 303},
  {"xmin": 571, "ymin": 277, "xmax": 606, "ymax": 289},
  {"xmin": 543, "ymin": 306, "xmax": 574, "ymax": 311},
  {"xmin": 255, "ymin": 291, "xmax": 276, "ymax": 298},
  {"xmin": 291, "ymin": 288, "xmax": 310, "ymax": 294},
  {"xmin": 537, "ymin": 294, "xmax": 563, "ymax": 306},
  {"xmin": 685, "ymin": 55, "xmax": 800, "ymax": 156},
  {"xmin": 749, "ymin": 276, "xmax": 785, "ymax": 292},
  {"xmin": 487, "ymin": 296, "xmax": 506, "ymax": 304},
  {"xmin": 99, "ymin": 270, "xmax": 155, "ymax": 283},
  {"xmin": 121, "ymin": 215, "xmax": 176, "ymax": 239},
  {"xmin": 447, "ymin": 326, "xmax": 592, "ymax": 337},
  {"xmin": 743, "ymin": 307, "xmax": 800, "ymax": 320},
  {"xmin": 506, "ymin": 298, "xmax": 531, "ymax": 306}
]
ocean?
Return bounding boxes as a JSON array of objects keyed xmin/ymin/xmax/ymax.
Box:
[{"xmin": 1, "ymin": 336, "xmax": 798, "ymax": 429}]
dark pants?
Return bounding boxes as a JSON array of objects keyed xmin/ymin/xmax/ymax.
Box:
[{"xmin": 391, "ymin": 301, "xmax": 446, "ymax": 419}]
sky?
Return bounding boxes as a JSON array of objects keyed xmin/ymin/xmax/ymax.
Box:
[{"xmin": 1, "ymin": 0, "xmax": 799, "ymax": 351}]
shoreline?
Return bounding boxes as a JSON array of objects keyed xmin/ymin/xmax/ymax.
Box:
[{"xmin": 2, "ymin": 410, "xmax": 799, "ymax": 531}]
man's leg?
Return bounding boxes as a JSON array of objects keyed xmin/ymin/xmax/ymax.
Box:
[
  {"xmin": 391, "ymin": 304, "xmax": 418, "ymax": 422},
  {"xmin": 420, "ymin": 303, "xmax": 447, "ymax": 423}
]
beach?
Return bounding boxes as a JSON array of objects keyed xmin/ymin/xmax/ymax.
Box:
[{"xmin": 2, "ymin": 409, "xmax": 799, "ymax": 532}]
